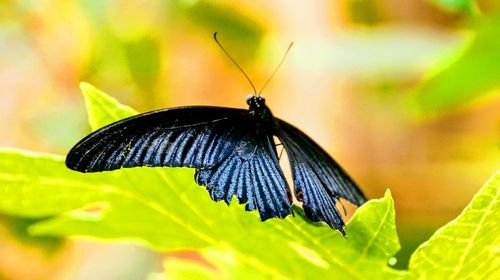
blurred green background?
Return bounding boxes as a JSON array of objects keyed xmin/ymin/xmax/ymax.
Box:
[{"xmin": 1, "ymin": 0, "xmax": 499, "ymax": 279}]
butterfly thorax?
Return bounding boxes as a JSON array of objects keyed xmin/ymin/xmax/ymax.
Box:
[{"xmin": 247, "ymin": 95, "xmax": 274, "ymax": 134}]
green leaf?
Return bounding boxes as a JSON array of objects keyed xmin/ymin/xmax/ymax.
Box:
[
  {"xmin": 0, "ymin": 147, "xmax": 405, "ymax": 278},
  {"xmin": 0, "ymin": 84, "xmax": 405, "ymax": 278},
  {"xmin": 79, "ymin": 82, "xmax": 137, "ymax": 130},
  {"xmin": 0, "ymin": 149, "xmax": 101, "ymax": 217},
  {"xmin": 415, "ymin": 16, "xmax": 500, "ymax": 115},
  {"xmin": 162, "ymin": 257, "xmax": 219, "ymax": 280},
  {"xmin": 409, "ymin": 171, "xmax": 500, "ymax": 279},
  {"xmin": 161, "ymin": 192, "xmax": 407, "ymax": 280}
]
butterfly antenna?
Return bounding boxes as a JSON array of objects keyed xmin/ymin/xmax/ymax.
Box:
[
  {"xmin": 214, "ymin": 32, "xmax": 257, "ymax": 95},
  {"xmin": 258, "ymin": 41, "xmax": 294, "ymax": 96}
]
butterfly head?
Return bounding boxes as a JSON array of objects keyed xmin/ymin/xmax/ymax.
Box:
[
  {"xmin": 246, "ymin": 94, "xmax": 266, "ymax": 108},
  {"xmin": 247, "ymin": 94, "xmax": 272, "ymax": 125}
]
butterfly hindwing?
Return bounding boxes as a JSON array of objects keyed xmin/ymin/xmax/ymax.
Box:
[
  {"xmin": 275, "ymin": 119, "xmax": 367, "ymax": 230},
  {"xmin": 195, "ymin": 134, "xmax": 292, "ymax": 221},
  {"xmin": 66, "ymin": 107, "xmax": 248, "ymax": 172}
]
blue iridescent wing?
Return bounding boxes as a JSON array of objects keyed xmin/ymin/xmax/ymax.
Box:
[
  {"xmin": 194, "ymin": 134, "xmax": 293, "ymax": 221},
  {"xmin": 66, "ymin": 107, "xmax": 249, "ymax": 172},
  {"xmin": 275, "ymin": 119, "xmax": 367, "ymax": 233}
]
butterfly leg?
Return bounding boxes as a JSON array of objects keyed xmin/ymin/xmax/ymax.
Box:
[
  {"xmin": 277, "ymin": 145, "xmax": 285, "ymax": 160},
  {"xmin": 337, "ymin": 197, "xmax": 348, "ymax": 216},
  {"xmin": 273, "ymin": 142, "xmax": 284, "ymax": 160}
]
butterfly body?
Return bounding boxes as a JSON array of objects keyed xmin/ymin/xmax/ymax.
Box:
[
  {"xmin": 246, "ymin": 95, "xmax": 275, "ymax": 135},
  {"xmin": 67, "ymin": 94, "xmax": 367, "ymax": 235}
]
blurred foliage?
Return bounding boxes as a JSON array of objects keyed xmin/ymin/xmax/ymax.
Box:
[
  {"xmin": 414, "ymin": 15, "xmax": 500, "ymax": 115},
  {"xmin": 0, "ymin": 85, "xmax": 498, "ymax": 279},
  {"xmin": 347, "ymin": 0, "xmax": 381, "ymax": 25},
  {"xmin": 0, "ymin": 215, "xmax": 63, "ymax": 254},
  {"xmin": 124, "ymin": 37, "xmax": 161, "ymax": 93},
  {"xmin": 0, "ymin": 0, "xmax": 265, "ymax": 111},
  {"xmin": 428, "ymin": 0, "xmax": 478, "ymax": 13},
  {"xmin": 172, "ymin": 0, "xmax": 265, "ymax": 60}
]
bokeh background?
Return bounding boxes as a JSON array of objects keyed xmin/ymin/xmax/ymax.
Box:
[{"xmin": 1, "ymin": 0, "xmax": 500, "ymax": 279}]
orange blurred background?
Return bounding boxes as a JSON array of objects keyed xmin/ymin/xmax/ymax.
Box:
[{"xmin": 1, "ymin": 0, "xmax": 499, "ymax": 279}]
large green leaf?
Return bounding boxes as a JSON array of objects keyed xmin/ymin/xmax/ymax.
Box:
[
  {"xmin": 409, "ymin": 171, "xmax": 500, "ymax": 279},
  {"xmin": 0, "ymin": 148, "xmax": 405, "ymax": 278},
  {"xmin": 0, "ymin": 84, "xmax": 405, "ymax": 279}
]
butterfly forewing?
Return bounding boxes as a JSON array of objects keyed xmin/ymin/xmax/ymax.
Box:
[{"xmin": 66, "ymin": 107, "xmax": 249, "ymax": 172}]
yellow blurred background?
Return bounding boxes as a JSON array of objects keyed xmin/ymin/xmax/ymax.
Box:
[{"xmin": 1, "ymin": 0, "xmax": 499, "ymax": 279}]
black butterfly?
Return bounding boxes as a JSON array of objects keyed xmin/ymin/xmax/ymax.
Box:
[
  {"xmin": 66, "ymin": 95, "xmax": 366, "ymax": 234},
  {"xmin": 66, "ymin": 34, "xmax": 367, "ymax": 235}
]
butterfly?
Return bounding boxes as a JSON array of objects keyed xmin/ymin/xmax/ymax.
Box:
[{"xmin": 65, "ymin": 33, "xmax": 367, "ymax": 235}]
